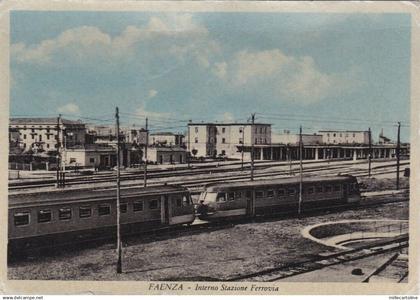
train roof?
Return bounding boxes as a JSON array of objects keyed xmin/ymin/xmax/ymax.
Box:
[
  {"xmin": 204, "ymin": 175, "xmax": 356, "ymax": 192},
  {"xmin": 9, "ymin": 184, "xmax": 188, "ymax": 208}
]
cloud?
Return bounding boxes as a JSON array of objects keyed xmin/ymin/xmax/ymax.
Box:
[
  {"xmin": 213, "ymin": 49, "xmax": 359, "ymax": 103},
  {"xmin": 135, "ymin": 104, "xmax": 171, "ymax": 121},
  {"xmin": 11, "ymin": 14, "xmax": 217, "ymax": 67},
  {"xmin": 222, "ymin": 112, "xmax": 235, "ymax": 122},
  {"xmin": 148, "ymin": 89, "xmax": 158, "ymax": 99},
  {"xmin": 57, "ymin": 102, "xmax": 80, "ymax": 114}
]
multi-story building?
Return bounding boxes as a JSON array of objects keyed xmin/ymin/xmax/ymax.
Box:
[
  {"xmin": 9, "ymin": 118, "xmax": 86, "ymax": 152},
  {"xmin": 87, "ymin": 125, "xmax": 147, "ymax": 145},
  {"xmin": 149, "ymin": 132, "xmax": 184, "ymax": 147},
  {"xmin": 318, "ymin": 130, "xmax": 370, "ymax": 145},
  {"xmin": 187, "ymin": 122, "xmax": 271, "ymax": 158},
  {"xmin": 272, "ymin": 132, "xmax": 323, "ymax": 145}
]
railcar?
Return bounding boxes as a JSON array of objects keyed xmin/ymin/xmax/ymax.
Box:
[
  {"xmin": 8, "ymin": 184, "xmax": 195, "ymax": 255},
  {"xmin": 197, "ymin": 175, "xmax": 360, "ymax": 221}
]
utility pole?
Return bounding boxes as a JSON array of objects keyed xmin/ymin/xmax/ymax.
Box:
[
  {"xmin": 250, "ymin": 114, "xmax": 255, "ymax": 181},
  {"xmin": 396, "ymin": 122, "xmax": 401, "ymax": 190},
  {"xmin": 241, "ymin": 126, "xmax": 245, "ymax": 171},
  {"xmin": 144, "ymin": 117, "xmax": 148, "ymax": 187},
  {"xmin": 115, "ymin": 107, "xmax": 122, "ymax": 274},
  {"xmin": 56, "ymin": 114, "xmax": 61, "ymax": 188},
  {"xmin": 368, "ymin": 127, "xmax": 372, "ymax": 177},
  {"xmin": 187, "ymin": 121, "xmax": 191, "ymax": 169},
  {"xmin": 298, "ymin": 125, "xmax": 303, "ymax": 215}
]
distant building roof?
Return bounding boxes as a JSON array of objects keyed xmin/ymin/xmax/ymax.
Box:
[
  {"xmin": 10, "ymin": 117, "xmax": 84, "ymax": 126},
  {"xmin": 150, "ymin": 132, "xmax": 184, "ymax": 136},
  {"xmin": 149, "ymin": 146, "xmax": 186, "ymax": 152},
  {"xmin": 188, "ymin": 122, "xmax": 271, "ymax": 126},
  {"xmin": 318, "ymin": 130, "xmax": 368, "ymax": 133}
]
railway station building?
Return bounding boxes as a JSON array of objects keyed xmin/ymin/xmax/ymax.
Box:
[
  {"xmin": 187, "ymin": 122, "xmax": 271, "ymax": 159},
  {"xmin": 143, "ymin": 146, "xmax": 187, "ymax": 164}
]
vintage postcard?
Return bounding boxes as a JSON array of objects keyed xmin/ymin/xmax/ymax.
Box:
[{"xmin": 0, "ymin": 0, "xmax": 419, "ymax": 296}]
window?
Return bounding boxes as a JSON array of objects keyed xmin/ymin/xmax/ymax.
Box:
[
  {"xmin": 239, "ymin": 138, "xmax": 243, "ymax": 144},
  {"xmin": 59, "ymin": 208, "xmax": 72, "ymax": 220},
  {"xmin": 46, "ymin": 128, "xmax": 50, "ymax": 133},
  {"xmin": 98, "ymin": 204, "xmax": 111, "ymax": 216},
  {"xmin": 182, "ymin": 195, "xmax": 189, "ymax": 206},
  {"xmin": 316, "ymin": 186, "xmax": 323, "ymax": 193},
  {"xmin": 239, "ymin": 128, "xmax": 243, "ymax": 133},
  {"xmin": 39, "ymin": 135, "xmax": 42, "ymax": 141},
  {"xmin": 194, "ymin": 127, "xmax": 198, "ymax": 133},
  {"xmin": 334, "ymin": 185, "xmax": 341, "ymax": 192},
  {"xmin": 31, "ymin": 128, "xmax": 35, "ymax": 133},
  {"xmin": 216, "ymin": 193, "xmax": 226, "ymax": 202},
  {"xmin": 120, "ymin": 203, "xmax": 128, "ymax": 213},
  {"xmin": 307, "ymin": 187, "xmax": 315, "ymax": 194},
  {"xmin": 46, "ymin": 135, "xmax": 50, "ymax": 140},
  {"xmin": 235, "ymin": 191, "xmax": 242, "ymax": 198},
  {"xmin": 256, "ymin": 190, "xmax": 264, "ymax": 198},
  {"xmin": 333, "ymin": 133, "xmax": 336, "ymax": 137},
  {"xmin": 353, "ymin": 133, "xmax": 356, "ymax": 137},
  {"xmin": 195, "ymin": 137, "xmax": 198, "ymax": 143},
  {"xmin": 327, "ymin": 133, "xmax": 330, "ymax": 137},
  {"xmin": 255, "ymin": 127, "xmax": 257, "ymax": 134},
  {"xmin": 176, "ymin": 198, "xmax": 182, "ymax": 207},
  {"xmin": 245, "ymin": 191, "xmax": 252, "ymax": 199},
  {"xmin": 287, "ymin": 188, "xmax": 295, "ymax": 195},
  {"xmin": 38, "ymin": 209, "xmax": 52, "ymax": 223},
  {"xmin": 149, "ymin": 199, "xmax": 159, "ymax": 210},
  {"xmin": 79, "ymin": 206, "xmax": 92, "ymax": 218},
  {"xmin": 89, "ymin": 158, "xmax": 95, "ymax": 163},
  {"xmin": 267, "ymin": 190, "xmax": 274, "ymax": 198},
  {"xmin": 46, "ymin": 144, "xmax": 50, "ymax": 149},
  {"xmin": 23, "ymin": 134, "xmax": 26, "ymax": 139},
  {"xmin": 14, "ymin": 212, "xmax": 30, "ymax": 226},
  {"xmin": 222, "ymin": 128, "xmax": 225, "ymax": 133},
  {"xmin": 228, "ymin": 192, "xmax": 235, "ymax": 201},
  {"xmin": 222, "ymin": 138, "xmax": 226, "ymax": 144},
  {"xmin": 255, "ymin": 138, "xmax": 258, "ymax": 144},
  {"xmin": 260, "ymin": 128, "xmax": 263, "ymax": 134},
  {"xmin": 325, "ymin": 185, "xmax": 333, "ymax": 193},
  {"xmin": 133, "ymin": 201, "xmax": 143, "ymax": 212},
  {"xmin": 278, "ymin": 189, "xmax": 285, "ymax": 196}
]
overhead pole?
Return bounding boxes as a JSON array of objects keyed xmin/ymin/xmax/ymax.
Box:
[
  {"xmin": 241, "ymin": 126, "xmax": 245, "ymax": 171},
  {"xmin": 187, "ymin": 121, "xmax": 191, "ymax": 168},
  {"xmin": 251, "ymin": 113, "xmax": 255, "ymax": 181},
  {"xmin": 396, "ymin": 122, "xmax": 401, "ymax": 190},
  {"xmin": 298, "ymin": 125, "xmax": 303, "ymax": 215},
  {"xmin": 56, "ymin": 114, "xmax": 62, "ymax": 188},
  {"xmin": 368, "ymin": 127, "xmax": 372, "ymax": 177},
  {"xmin": 144, "ymin": 117, "xmax": 148, "ymax": 187},
  {"xmin": 115, "ymin": 107, "xmax": 122, "ymax": 274}
]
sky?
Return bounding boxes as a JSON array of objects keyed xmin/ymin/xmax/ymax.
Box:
[{"xmin": 10, "ymin": 11, "xmax": 411, "ymax": 141}]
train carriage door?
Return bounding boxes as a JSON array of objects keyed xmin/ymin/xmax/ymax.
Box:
[{"xmin": 160, "ymin": 195, "xmax": 170, "ymax": 225}]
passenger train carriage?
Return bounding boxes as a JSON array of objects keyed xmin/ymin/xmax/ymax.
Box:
[
  {"xmin": 8, "ymin": 184, "xmax": 195, "ymax": 254},
  {"xmin": 197, "ymin": 175, "xmax": 360, "ymax": 220}
]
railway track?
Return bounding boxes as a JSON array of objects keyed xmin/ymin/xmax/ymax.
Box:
[
  {"xmin": 224, "ymin": 235, "xmax": 408, "ymax": 282},
  {"xmin": 9, "ymin": 160, "xmax": 409, "ymax": 192}
]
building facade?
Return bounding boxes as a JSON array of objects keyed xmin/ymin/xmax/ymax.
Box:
[
  {"xmin": 318, "ymin": 130, "xmax": 370, "ymax": 145},
  {"xmin": 144, "ymin": 146, "xmax": 187, "ymax": 164},
  {"xmin": 149, "ymin": 132, "xmax": 184, "ymax": 147},
  {"xmin": 188, "ymin": 122, "xmax": 271, "ymax": 158},
  {"xmin": 9, "ymin": 118, "xmax": 86, "ymax": 152},
  {"xmin": 272, "ymin": 132, "xmax": 323, "ymax": 145}
]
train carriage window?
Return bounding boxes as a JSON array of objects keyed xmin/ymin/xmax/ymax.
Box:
[
  {"xmin": 325, "ymin": 185, "xmax": 333, "ymax": 193},
  {"xmin": 79, "ymin": 206, "xmax": 92, "ymax": 218},
  {"xmin": 182, "ymin": 195, "xmax": 189, "ymax": 206},
  {"xmin": 120, "ymin": 203, "xmax": 128, "ymax": 213},
  {"xmin": 316, "ymin": 186, "xmax": 323, "ymax": 193},
  {"xmin": 133, "ymin": 201, "xmax": 144, "ymax": 212},
  {"xmin": 278, "ymin": 189, "xmax": 285, "ymax": 196},
  {"xmin": 228, "ymin": 192, "xmax": 235, "ymax": 201},
  {"xmin": 59, "ymin": 208, "xmax": 72, "ymax": 220},
  {"xmin": 333, "ymin": 185, "xmax": 341, "ymax": 192},
  {"xmin": 235, "ymin": 191, "xmax": 242, "ymax": 199},
  {"xmin": 287, "ymin": 188, "xmax": 296, "ymax": 196},
  {"xmin": 38, "ymin": 209, "xmax": 52, "ymax": 223},
  {"xmin": 256, "ymin": 190, "xmax": 264, "ymax": 198},
  {"xmin": 14, "ymin": 212, "xmax": 30, "ymax": 226},
  {"xmin": 175, "ymin": 198, "xmax": 182, "ymax": 207},
  {"xmin": 217, "ymin": 193, "xmax": 226, "ymax": 202},
  {"xmin": 149, "ymin": 199, "xmax": 159, "ymax": 210},
  {"xmin": 245, "ymin": 191, "xmax": 252, "ymax": 199},
  {"xmin": 98, "ymin": 204, "xmax": 111, "ymax": 216},
  {"xmin": 307, "ymin": 187, "xmax": 315, "ymax": 194},
  {"xmin": 267, "ymin": 190, "xmax": 274, "ymax": 198}
]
